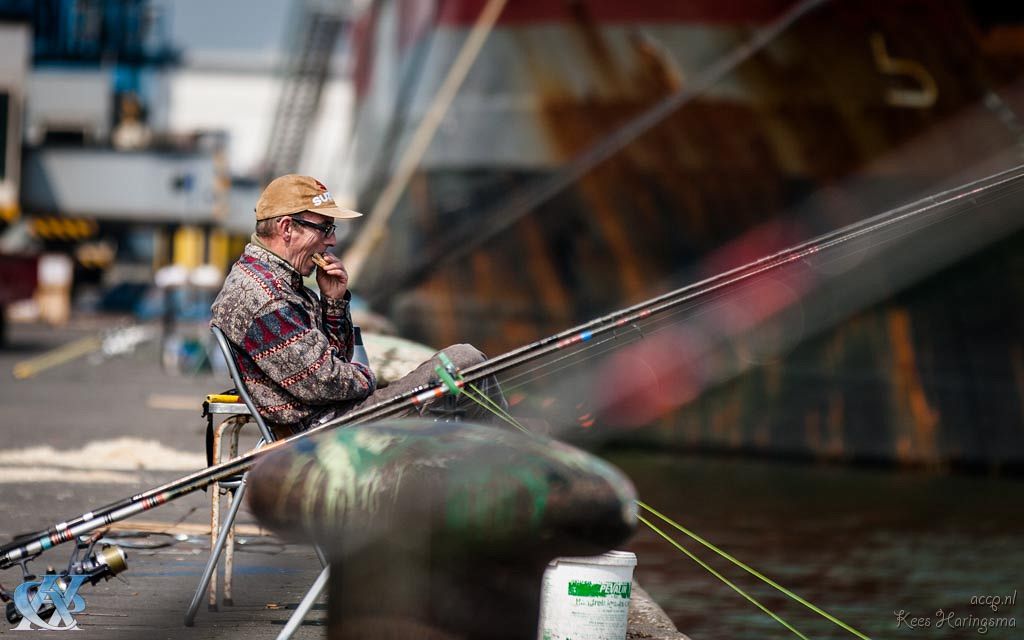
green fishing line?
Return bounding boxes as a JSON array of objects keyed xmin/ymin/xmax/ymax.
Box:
[
  {"xmin": 637, "ymin": 500, "xmax": 872, "ymax": 640},
  {"xmin": 638, "ymin": 514, "xmax": 810, "ymax": 640}
]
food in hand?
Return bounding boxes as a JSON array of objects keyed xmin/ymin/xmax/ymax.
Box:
[{"xmin": 311, "ymin": 253, "xmax": 329, "ymax": 268}]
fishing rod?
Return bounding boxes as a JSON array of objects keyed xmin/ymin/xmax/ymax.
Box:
[
  {"xmin": 3, "ymin": 163, "xmax": 1023, "ymax": 572},
  {"xmin": 407, "ymin": 163, "xmax": 1024, "ymax": 385}
]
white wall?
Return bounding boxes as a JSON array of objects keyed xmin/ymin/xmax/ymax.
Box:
[
  {"xmin": 299, "ymin": 78, "xmax": 356, "ymax": 200},
  {"xmin": 0, "ymin": 23, "xmax": 30, "ymax": 87},
  {"xmin": 164, "ymin": 69, "xmax": 281, "ymax": 176},
  {"xmin": 164, "ymin": 69, "xmax": 354, "ymax": 185},
  {"xmin": 0, "ymin": 23, "xmax": 30, "ymax": 210}
]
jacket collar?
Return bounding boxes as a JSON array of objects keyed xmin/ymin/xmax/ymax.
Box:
[{"xmin": 245, "ymin": 237, "xmax": 304, "ymax": 289}]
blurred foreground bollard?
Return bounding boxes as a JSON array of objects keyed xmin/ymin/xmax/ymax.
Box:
[{"xmin": 246, "ymin": 420, "xmax": 637, "ymax": 639}]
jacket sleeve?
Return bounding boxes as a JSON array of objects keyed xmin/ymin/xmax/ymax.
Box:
[
  {"xmin": 321, "ymin": 292, "xmax": 355, "ymax": 362},
  {"xmin": 243, "ymin": 298, "xmax": 376, "ymax": 405}
]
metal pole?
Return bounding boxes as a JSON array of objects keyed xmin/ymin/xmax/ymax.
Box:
[
  {"xmin": 275, "ymin": 566, "xmax": 330, "ymax": 640},
  {"xmin": 184, "ymin": 478, "xmax": 249, "ymax": 626}
]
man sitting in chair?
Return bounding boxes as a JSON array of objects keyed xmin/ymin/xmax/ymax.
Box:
[{"xmin": 210, "ymin": 174, "xmax": 505, "ymax": 438}]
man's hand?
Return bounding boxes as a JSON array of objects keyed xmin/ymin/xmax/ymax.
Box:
[{"xmin": 314, "ymin": 253, "xmax": 349, "ymax": 300}]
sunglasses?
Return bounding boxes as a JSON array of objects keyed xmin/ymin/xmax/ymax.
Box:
[{"xmin": 290, "ymin": 217, "xmax": 336, "ymax": 237}]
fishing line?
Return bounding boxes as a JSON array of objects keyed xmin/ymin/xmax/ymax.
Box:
[
  {"xmin": 497, "ymin": 334, "xmax": 641, "ymax": 395},
  {"xmin": 496, "ymin": 326, "xmax": 653, "ymax": 396},
  {"xmin": 464, "ymin": 168, "xmax": 1024, "ymax": 391},
  {"xmin": 638, "ymin": 501, "xmax": 872, "ymax": 640},
  {"xmin": 482, "ymin": 162, "xmax": 1024, "ymax": 389},
  {"xmin": 461, "ymin": 383, "xmax": 530, "ymax": 434},
  {"xmin": 493, "ymin": 265, "xmax": 777, "ymax": 394},
  {"xmin": 466, "ymin": 382, "xmax": 530, "ymax": 433},
  {"xmin": 494, "ymin": 274, "xmax": 802, "ymax": 405},
  {"xmin": 520, "ymin": 173, "xmax": 1024, "ymax": 387},
  {"xmin": 638, "ymin": 514, "xmax": 811, "ymax": 640},
  {"xmin": 495, "ymin": 279, "xmax": 762, "ymax": 395},
  {"xmin": 804, "ymin": 180, "xmax": 1024, "ymax": 264}
]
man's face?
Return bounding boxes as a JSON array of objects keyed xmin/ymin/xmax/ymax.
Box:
[{"xmin": 289, "ymin": 212, "xmax": 336, "ymax": 276}]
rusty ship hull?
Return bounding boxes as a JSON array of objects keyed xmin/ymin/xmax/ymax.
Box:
[{"xmin": 345, "ymin": 0, "xmax": 1024, "ymax": 469}]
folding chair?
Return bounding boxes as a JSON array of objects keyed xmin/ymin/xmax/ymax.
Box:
[{"xmin": 185, "ymin": 326, "xmax": 329, "ymax": 638}]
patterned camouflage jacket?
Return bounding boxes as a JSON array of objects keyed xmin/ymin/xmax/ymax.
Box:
[{"xmin": 210, "ymin": 241, "xmax": 376, "ymax": 431}]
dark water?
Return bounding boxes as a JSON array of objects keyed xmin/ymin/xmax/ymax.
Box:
[{"xmin": 606, "ymin": 452, "xmax": 1022, "ymax": 639}]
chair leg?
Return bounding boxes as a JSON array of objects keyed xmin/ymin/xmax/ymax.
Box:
[
  {"xmin": 207, "ymin": 419, "xmax": 233, "ymax": 612},
  {"xmin": 224, "ymin": 490, "xmax": 237, "ymax": 606},
  {"xmin": 185, "ymin": 475, "xmax": 249, "ymax": 626},
  {"xmin": 223, "ymin": 420, "xmax": 245, "ymax": 606},
  {"xmin": 275, "ymin": 566, "xmax": 330, "ymax": 640},
  {"xmin": 208, "ymin": 487, "xmax": 220, "ymax": 612}
]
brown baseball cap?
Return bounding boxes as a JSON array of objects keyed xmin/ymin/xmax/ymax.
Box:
[{"xmin": 255, "ymin": 174, "xmax": 362, "ymax": 221}]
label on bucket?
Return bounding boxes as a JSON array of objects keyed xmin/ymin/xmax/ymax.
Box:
[
  {"xmin": 538, "ymin": 554, "xmax": 636, "ymax": 640},
  {"xmin": 567, "ymin": 580, "xmax": 631, "ymax": 598}
]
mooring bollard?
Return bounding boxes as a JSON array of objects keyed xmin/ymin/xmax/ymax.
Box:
[{"xmin": 246, "ymin": 419, "xmax": 637, "ymax": 639}]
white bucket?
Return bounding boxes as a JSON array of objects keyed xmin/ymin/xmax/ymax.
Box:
[{"xmin": 537, "ymin": 550, "xmax": 636, "ymax": 640}]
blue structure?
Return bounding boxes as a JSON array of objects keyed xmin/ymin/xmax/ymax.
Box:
[{"xmin": 25, "ymin": 0, "xmax": 177, "ymax": 65}]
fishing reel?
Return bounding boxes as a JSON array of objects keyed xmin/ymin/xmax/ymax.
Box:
[
  {"xmin": 1, "ymin": 532, "xmax": 127, "ymax": 625},
  {"xmin": 422, "ymin": 352, "xmax": 469, "ymax": 422}
]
